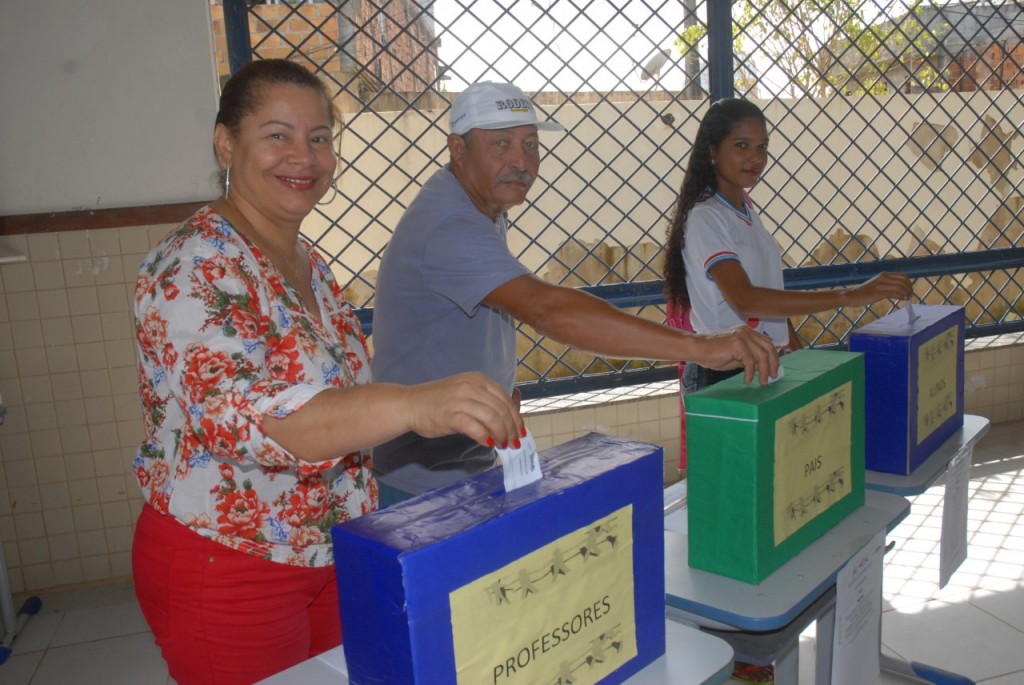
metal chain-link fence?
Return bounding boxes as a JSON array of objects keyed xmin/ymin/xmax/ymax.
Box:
[
  {"xmin": 728, "ymin": 0, "xmax": 1024, "ymax": 346},
  {"xmin": 213, "ymin": 0, "xmax": 1024, "ymax": 395}
]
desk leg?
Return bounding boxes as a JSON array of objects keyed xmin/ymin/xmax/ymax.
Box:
[
  {"xmin": 774, "ymin": 639, "xmax": 800, "ymax": 685},
  {"xmin": 814, "ymin": 605, "xmax": 835, "ymax": 685},
  {"xmin": 813, "ymin": 604, "xmax": 975, "ymax": 684}
]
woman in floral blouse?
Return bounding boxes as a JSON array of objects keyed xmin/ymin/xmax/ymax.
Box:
[{"xmin": 131, "ymin": 59, "xmax": 524, "ymax": 685}]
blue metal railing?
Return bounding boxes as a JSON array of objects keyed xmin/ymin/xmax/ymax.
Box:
[
  {"xmin": 352, "ymin": 247, "xmax": 1024, "ymax": 399},
  {"xmin": 707, "ymin": 0, "xmax": 735, "ymax": 100},
  {"xmin": 223, "ymin": 0, "xmax": 252, "ymax": 76}
]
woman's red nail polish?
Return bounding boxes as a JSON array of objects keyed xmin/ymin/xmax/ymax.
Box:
[
  {"xmin": 501, "ymin": 441, "xmax": 508, "ymax": 449},
  {"xmin": 520, "ymin": 425, "xmax": 527, "ymax": 437},
  {"xmin": 513, "ymin": 438, "xmax": 521, "ymax": 449},
  {"xmin": 486, "ymin": 437, "xmax": 495, "ymax": 447}
]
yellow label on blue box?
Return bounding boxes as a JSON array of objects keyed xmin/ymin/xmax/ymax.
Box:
[
  {"xmin": 917, "ymin": 324, "xmax": 959, "ymax": 444},
  {"xmin": 773, "ymin": 382, "xmax": 854, "ymax": 546},
  {"xmin": 450, "ymin": 506, "xmax": 637, "ymax": 685}
]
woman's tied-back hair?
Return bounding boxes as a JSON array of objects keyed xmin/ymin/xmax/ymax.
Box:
[
  {"xmin": 216, "ymin": 58, "xmax": 338, "ymax": 133},
  {"xmin": 663, "ymin": 98, "xmax": 767, "ymax": 308}
]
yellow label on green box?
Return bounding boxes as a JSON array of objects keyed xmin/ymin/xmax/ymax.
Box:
[
  {"xmin": 450, "ymin": 506, "xmax": 637, "ymax": 685},
  {"xmin": 773, "ymin": 382, "xmax": 853, "ymax": 546},
  {"xmin": 917, "ymin": 324, "xmax": 959, "ymax": 444}
]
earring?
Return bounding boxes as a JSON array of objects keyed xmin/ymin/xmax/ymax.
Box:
[
  {"xmin": 317, "ymin": 180, "xmax": 341, "ymax": 206},
  {"xmin": 317, "ymin": 184, "xmax": 341, "ymax": 206},
  {"xmin": 317, "ymin": 166, "xmax": 344, "ymax": 206},
  {"xmin": 225, "ymin": 166, "xmax": 231, "ymax": 198}
]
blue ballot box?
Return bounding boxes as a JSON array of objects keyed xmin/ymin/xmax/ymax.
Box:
[
  {"xmin": 331, "ymin": 433, "xmax": 666, "ymax": 685},
  {"xmin": 849, "ymin": 304, "xmax": 965, "ymax": 475}
]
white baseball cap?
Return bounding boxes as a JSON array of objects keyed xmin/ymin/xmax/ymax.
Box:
[{"xmin": 449, "ymin": 81, "xmax": 565, "ymax": 135}]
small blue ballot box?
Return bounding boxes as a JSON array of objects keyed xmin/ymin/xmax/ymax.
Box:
[
  {"xmin": 849, "ymin": 304, "xmax": 965, "ymax": 475},
  {"xmin": 331, "ymin": 433, "xmax": 666, "ymax": 685}
]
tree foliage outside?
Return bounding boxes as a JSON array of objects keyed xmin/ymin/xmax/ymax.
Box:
[{"xmin": 674, "ymin": 0, "xmax": 953, "ymax": 98}]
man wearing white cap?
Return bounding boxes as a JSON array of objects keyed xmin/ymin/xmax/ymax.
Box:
[{"xmin": 371, "ymin": 81, "xmax": 778, "ymax": 503}]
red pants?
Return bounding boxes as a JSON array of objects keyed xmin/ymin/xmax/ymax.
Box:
[{"xmin": 132, "ymin": 505, "xmax": 341, "ymax": 685}]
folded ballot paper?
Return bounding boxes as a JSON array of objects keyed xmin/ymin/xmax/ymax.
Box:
[
  {"xmin": 332, "ymin": 433, "xmax": 666, "ymax": 685},
  {"xmin": 496, "ymin": 428, "xmax": 543, "ymax": 491},
  {"xmin": 684, "ymin": 349, "xmax": 866, "ymax": 584},
  {"xmin": 849, "ymin": 303, "xmax": 965, "ymax": 475}
]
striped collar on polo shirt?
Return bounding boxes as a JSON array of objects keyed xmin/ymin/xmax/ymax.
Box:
[{"xmin": 712, "ymin": 191, "xmax": 753, "ymax": 226}]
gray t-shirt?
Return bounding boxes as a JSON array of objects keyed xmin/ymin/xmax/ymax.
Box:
[{"xmin": 371, "ymin": 166, "xmax": 531, "ymax": 494}]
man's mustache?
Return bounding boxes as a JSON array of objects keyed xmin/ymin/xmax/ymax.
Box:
[{"xmin": 496, "ymin": 170, "xmax": 534, "ymax": 186}]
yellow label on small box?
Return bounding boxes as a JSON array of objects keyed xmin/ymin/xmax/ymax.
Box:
[
  {"xmin": 917, "ymin": 324, "xmax": 959, "ymax": 444},
  {"xmin": 450, "ymin": 506, "xmax": 637, "ymax": 685},
  {"xmin": 773, "ymin": 382, "xmax": 854, "ymax": 546}
]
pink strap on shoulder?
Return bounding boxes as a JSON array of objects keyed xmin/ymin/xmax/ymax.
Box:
[{"xmin": 665, "ymin": 300, "xmax": 696, "ymax": 334}]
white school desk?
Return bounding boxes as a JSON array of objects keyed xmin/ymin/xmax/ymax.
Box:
[
  {"xmin": 864, "ymin": 414, "xmax": 989, "ymax": 497},
  {"xmin": 258, "ymin": 418, "xmax": 990, "ymax": 685},
  {"xmin": 663, "ymin": 486, "xmax": 912, "ymax": 685},
  {"xmin": 863, "ymin": 414, "xmax": 990, "ymax": 685},
  {"xmin": 256, "ymin": 617, "xmax": 736, "ymax": 685}
]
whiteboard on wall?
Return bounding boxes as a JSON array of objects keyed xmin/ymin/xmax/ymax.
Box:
[{"xmin": 0, "ymin": 0, "xmax": 221, "ymax": 215}]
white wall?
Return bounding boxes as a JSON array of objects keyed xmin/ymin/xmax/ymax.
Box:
[{"xmin": 0, "ymin": 0, "xmax": 220, "ymax": 215}]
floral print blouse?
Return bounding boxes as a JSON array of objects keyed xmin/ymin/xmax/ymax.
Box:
[{"xmin": 133, "ymin": 206, "xmax": 376, "ymax": 567}]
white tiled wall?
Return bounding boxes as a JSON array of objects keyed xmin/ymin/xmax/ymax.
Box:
[
  {"xmin": 1, "ymin": 226, "xmax": 1022, "ymax": 595},
  {"xmin": 521, "ymin": 380, "xmax": 685, "ymax": 484},
  {"xmin": 964, "ymin": 333, "xmax": 1024, "ymax": 425},
  {"xmin": 1, "ymin": 226, "xmax": 171, "ymax": 594}
]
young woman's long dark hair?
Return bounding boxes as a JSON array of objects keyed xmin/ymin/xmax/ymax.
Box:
[{"xmin": 663, "ymin": 98, "xmax": 767, "ymax": 308}]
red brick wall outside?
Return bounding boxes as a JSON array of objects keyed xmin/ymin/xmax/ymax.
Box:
[
  {"xmin": 350, "ymin": 1, "xmax": 437, "ymax": 93},
  {"xmin": 944, "ymin": 42, "xmax": 1024, "ymax": 93},
  {"xmin": 208, "ymin": 2, "xmax": 437, "ymax": 96},
  {"xmin": 207, "ymin": 4, "xmax": 1020, "ymax": 98}
]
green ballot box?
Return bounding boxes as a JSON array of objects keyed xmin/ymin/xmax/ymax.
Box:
[{"xmin": 684, "ymin": 349, "xmax": 866, "ymax": 584}]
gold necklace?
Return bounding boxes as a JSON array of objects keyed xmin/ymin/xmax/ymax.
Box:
[
  {"xmin": 256, "ymin": 238, "xmax": 310, "ymax": 308},
  {"xmin": 218, "ymin": 200, "xmax": 305, "ymax": 286},
  {"xmin": 255, "ymin": 233, "xmax": 307, "ymax": 286},
  {"xmin": 221, "ymin": 201, "xmax": 309, "ymax": 296}
]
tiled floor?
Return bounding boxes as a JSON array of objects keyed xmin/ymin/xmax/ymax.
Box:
[
  {"xmin": 3, "ymin": 421, "xmax": 1023, "ymax": 685},
  {"xmin": 1, "ymin": 581, "xmax": 171, "ymax": 684}
]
